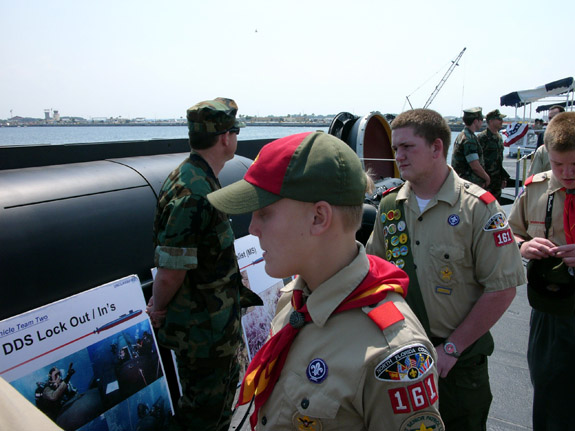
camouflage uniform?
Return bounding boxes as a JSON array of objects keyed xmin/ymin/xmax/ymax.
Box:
[
  {"xmin": 451, "ymin": 127, "xmax": 486, "ymax": 186},
  {"xmin": 153, "ymin": 98, "xmax": 244, "ymax": 431},
  {"xmin": 478, "ymin": 128, "xmax": 510, "ymax": 198}
]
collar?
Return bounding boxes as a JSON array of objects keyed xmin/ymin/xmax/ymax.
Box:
[
  {"xmin": 291, "ymin": 242, "xmax": 369, "ymax": 328},
  {"xmin": 397, "ymin": 167, "xmax": 460, "ymax": 209},
  {"xmin": 548, "ymin": 172, "xmax": 567, "ymax": 195},
  {"xmin": 189, "ymin": 151, "xmax": 217, "ymax": 182}
]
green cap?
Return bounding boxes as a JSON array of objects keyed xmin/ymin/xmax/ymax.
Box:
[
  {"xmin": 527, "ymin": 257, "xmax": 575, "ymax": 316},
  {"xmin": 207, "ymin": 131, "xmax": 367, "ymax": 214},
  {"xmin": 463, "ymin": 107, "xmax": 483, "ymax": 121},
  {"xmin": 186, "ymin": 97, "xmax": 245, "ymax": 134},
  {"xmin": 485, "ymin": 109, "xmax": 506, "ymax": 121}
]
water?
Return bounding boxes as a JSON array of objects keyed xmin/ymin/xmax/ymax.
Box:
[{"xmin": 0, "ymin": 125, "xmax": 329, "ymax": 147}]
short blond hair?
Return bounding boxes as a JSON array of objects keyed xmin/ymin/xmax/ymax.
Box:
[
  {"xmin": 545, "ymin": 112, "xmax": 575, "ymax": 152},
  {"xmin": 333, "ymin": 172, "xmax": 373, "ymax": 232}
]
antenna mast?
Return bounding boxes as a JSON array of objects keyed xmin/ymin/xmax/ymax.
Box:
[{"xmin": 423, "ymin": 47, "xmax": 466, "ymax": 109}]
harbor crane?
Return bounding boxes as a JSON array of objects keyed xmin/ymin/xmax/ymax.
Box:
[
  {"xmin": 423, "ymin": 47, "xmax": 466, "ymax": 109},
  {"xmin": 405, "ymin": 47, "xmax": 466, "ymax": 110}
]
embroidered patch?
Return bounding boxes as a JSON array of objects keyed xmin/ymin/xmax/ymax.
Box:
[
  {"xmin": 493, "ymin": 228, "xmax": 514, "ymax": 247},
  {"xmin": 435, "ymin": 286, "xmax": 452, "ymax": 295},
  {"xmin": 399, "ymin": 233, "xmax": 408, "ymax": 244},
  {"xmin": 440, "ymin": 267, "xmax": 452, "ymax": 282},
  {"xmin": 388, "ymin": 375, "xmax": 440, "ymax": 416},
  {"xmin": 484, "ymin": 212, "xmax": 509, "ymax": 231},
  {"xmin": 387, "ymin": 210, "xmax": 396, "ymax": 221},
  {"xmin": 400, "ymin": 245, "xmax": 409, "ymax": 256},
  {"xmin": 396, "ymin": 258, "xmax": 405, "ymax": 269},
  {"xmin": 386, "ymin": 250, "xmax": 393, "ymax": 261},
  {"xmin": 447, "ymin": 214, "xmax": 460, "ymax": 226},
  {"xmin": 292, "ymin": 413, "xmax": 323, "ymax": 431},
  {"xmin": 394, "ymin": 209, "xmax": 402, "ymax": 220},
  {"xmin": 306, "ymin": 358, "xmax": 328, "ymax": 383},
  {"xmin": 399, "ymin": 412, "xmax": 444, "ymax": 431},
  {"xmin": 392, "ymin": 247, "xmax": 401, "ymax": 258},
  {"xmin": 375, "ymin": 344, "xmax": 434, "ymax": 382},
  {"xmin": 388, "ymin": 224, "xmax": 397, "ymax": 235},
  {"xmin": 391, "ymin": 236, "xmax": 400, "ymax": 246},
  {"xmin": 398, "ymin": 221, "xmax": 406, "ymax": 232}
]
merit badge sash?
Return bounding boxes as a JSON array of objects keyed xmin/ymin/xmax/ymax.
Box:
[{"xmin": 379, "ymin": 188, "xmax": 432, "ymax": 338}]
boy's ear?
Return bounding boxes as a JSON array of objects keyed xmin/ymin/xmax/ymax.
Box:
[{"xmin": 310, "ymin": 201, "xmax": 332, "ymax": 235}]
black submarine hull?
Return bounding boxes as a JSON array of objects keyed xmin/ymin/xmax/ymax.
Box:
[{"xmin": 1, "ymin": 113, "xmax": 394, "ymax": 321}]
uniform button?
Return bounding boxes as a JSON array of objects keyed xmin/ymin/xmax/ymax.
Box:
[
  {"xmin": 416, "ymin": 240, "xmax": 420, "ymax": 245},
  {"xmin": 301, "ymin": 398, "xmax": 310, "ymax": 409},
  {"xmin": 444, "ymin": 254, "xmax": 450, "ymax": 259},
  {"xmin": 414, "ymin": 264, "xmax": 417, "ymax": 269},
  {"xmin": 261, "ymin": 416, "xmax": 267, "ymax": 425},
  {"xmin": 418, "ymin": 216, "xmax": 423, "ymax": 221},
  {"xmin": 464, "ymin": 183, "xmax": 470, "ymax": 188}
]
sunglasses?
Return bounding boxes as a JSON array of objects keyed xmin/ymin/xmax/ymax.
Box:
[{"xmin": 216, "ymin": 127, "xmax": 240, "ymax": 136}]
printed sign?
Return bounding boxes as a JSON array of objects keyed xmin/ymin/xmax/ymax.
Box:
[
  {"xmin": 0, "ymin": 275, "xmax": 173, "ymax": 431},
  {"xmin": 235, "ymin": 234, "xmax": 291, "ymax": 361}
]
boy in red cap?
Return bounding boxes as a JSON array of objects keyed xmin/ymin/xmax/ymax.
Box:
[{"xmin": 208, "ymin": 131, "xmax": 442, "ymax": 430}]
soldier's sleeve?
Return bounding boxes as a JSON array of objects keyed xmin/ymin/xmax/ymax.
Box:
[
  {"xmin": 463, "ymin": 136, "xmax": 481, "ymax": 164},
  {"xmin": 154, "ymin": 194, "xmax": 212, "ymax": 270},
  {"xmin": 366, "ymin": 200, "xmax": 388, "ymax": 259},
  {"xmin": 360, "ymin": 298, "xmax": 443, "ymax": 431},
  {"xmin": 470, "ymin": 194, "xmax": 526, "ymax": 291}
]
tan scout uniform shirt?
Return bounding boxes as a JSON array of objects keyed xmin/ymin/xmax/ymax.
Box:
[
  {"xmin": 509, "ymin": 171, "xmax": 566, "ymax": 244},
  {"xmin": 257, "ymin": 244, "xmax": 443, "ymax": 431},
  {"xmin": 367, "ymin": 168, "xmax": 526, "ymax": 338},
  {"xmin": 0, "ymin": 377, "xmax": 63, "ymax": 431},
  {"xmin": 528, "ymin": 146, "xmax": 551, "ymax": 176}
]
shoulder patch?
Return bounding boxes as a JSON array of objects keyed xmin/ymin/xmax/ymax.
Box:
[
  {"xmin": 479, "ymin": 191, "xmax": 496, "ymax": 205},
  {"xmin": 367, "ymin": 301, "xmax": 404, "ymax": 331},
  {"xmin": 380, "ymin": 185, "xmax": 401, "ymax": 199},
  {"xmin": 375, "ymin": 344, "xmax": 434, "ymax": 382},
  {"xmin": 527, "ymin": 172, "xmax": 550, "ymax": 185},
  {"xmin": 483, "ymin": 212, "xmax": 508, "ymax": 231}
]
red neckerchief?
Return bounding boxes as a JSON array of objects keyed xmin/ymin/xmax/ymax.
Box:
[
  {"xmin": 564, "ymin": 189, "xmax": 575, "ymax": 244},
  {"xmin": 237, "ymin": 254, "xmax": 409, "ymax": 430}
]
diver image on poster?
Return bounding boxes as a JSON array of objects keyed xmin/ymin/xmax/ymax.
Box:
[{"xmin": 9, "ymin": 319, "xmax": 166, "ymax": 430}]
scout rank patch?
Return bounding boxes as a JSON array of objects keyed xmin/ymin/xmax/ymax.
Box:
[
  {"xmin": 399, "ymin": 412, "xmax": 444, "ymax": 431},
  {"xmin": 292, "ymin": 413, "xmax": 322, "ymax": 431}
]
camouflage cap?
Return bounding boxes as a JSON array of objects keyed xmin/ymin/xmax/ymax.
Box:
[
  {"xmin": 206, "ymin": 131, "xmax": 367, "ymax": 214},
  {"xmin": 486, "ymin": 109, "xmax": 506, "ymax": 121},
  {"xmin": 463, "ymin": 107, "xmax": 483, "ymax": 121},
  {"xmin": 186, "ymin": 97, "xmax": 245, "ymax": 134}
]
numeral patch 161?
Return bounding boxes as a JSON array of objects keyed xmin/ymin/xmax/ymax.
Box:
[
  {"xmin": 493, "ymin": 228, "xmax": 514, "ymax": 247},
  {"xmin": 388, "ymin": 375, "xmax": 438, "ymax": 414}
]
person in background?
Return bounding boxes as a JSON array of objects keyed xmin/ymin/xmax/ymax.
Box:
[
  {"xmin": 147, "ymin": 97, "xmax": 261, "ymax": 431},
  {"xmin": 452, "ymin": 107, "xmax": 490, "ymax": 188},
  {"xmin": 366, "ymin": 109, "xmax": 526, "ymax": 430},
  {"xmin": 509, "ymin": 111, "xmax": 575, "ymax": 431},
  {"xmin": 207, "ymin": 131, "xmax": 443, "ymax": 430},
  {"xmin": 478, "ymin": 109, "xmax": 510, "ymax": 201},
  {"xmin": 529, "ymin": 105, "xmax": 565, "ymax": 175}
]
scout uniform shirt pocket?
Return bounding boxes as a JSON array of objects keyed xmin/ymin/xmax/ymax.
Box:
[
  {"xmin": 428, "ymin": 244, "xmax": 466, "ymax": 294},
  {"xmin": 261, "ymin": 369, "xmax": 355, "ymax": 429}
]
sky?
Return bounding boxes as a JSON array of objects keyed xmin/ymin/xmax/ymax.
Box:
[{"xmin": 1, "ymin": 0, "xmax": 573, "ymax": 120}]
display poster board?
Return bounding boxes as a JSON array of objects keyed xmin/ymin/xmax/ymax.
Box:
[
  {"xmin": 0, "ymin": 275, "xmax": 173, "ymax": 431},
  {"xmin": 234, "ymin": 234, "xmax": 291, "ymax": 362}
]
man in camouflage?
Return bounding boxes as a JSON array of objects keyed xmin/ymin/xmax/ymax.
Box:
[
  {"xmin": 147, "ymin": 98, "xmax": 252, "ymax": 431},
  {"xmin": 478, "ymin": 109, "xmax": 510, "ymax": 201},
  {"xmin": 452, "ymin": 107, "xmax": 491, "ymax": 187}
]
